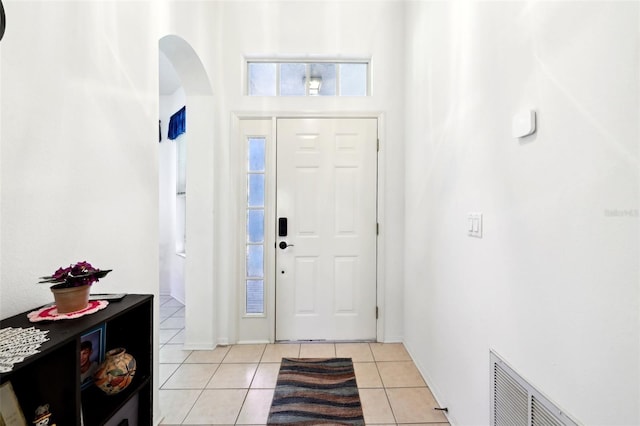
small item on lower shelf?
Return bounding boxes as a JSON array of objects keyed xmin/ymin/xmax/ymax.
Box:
[
  {"xmin": 88, "ymin": 294, "xmax": 126, "ymax": 302},
  {"xmin": 0, "ymin": 382, "xmax": 27, "ymax": 426},
  {"xmin": 32, "ymin": 404, "xmax": 56, "ymax": 426}
]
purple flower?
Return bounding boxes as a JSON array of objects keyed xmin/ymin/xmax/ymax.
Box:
[
  {"xmin": 39, "ymin": 261, "xmax": 111, "ymax": 288},
  {"xmin": 52, "ymin": 266, "xmax": 72, "ymax": 281}
]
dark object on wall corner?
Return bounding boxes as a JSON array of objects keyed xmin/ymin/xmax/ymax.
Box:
[{"xmin": 0, "ymin": 0, "xmax": 6, "ymax": 42}]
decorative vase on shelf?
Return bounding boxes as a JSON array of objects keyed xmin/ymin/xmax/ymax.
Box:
[
  {"xmin": 93, "ymin": 347, "xmax": 136, "ymax": 395},
  {"xmin": 50, "ymin": 284, "xmax": 91, "ymax": 314}
]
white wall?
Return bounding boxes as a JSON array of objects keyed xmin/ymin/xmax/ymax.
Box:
[
  {"xmin": 403, "ymin": 1, "xmax": 639, "ymax": 425},
  {"xmin": 1, "ymin": 0, "xmax": 161, "ymax": 420},
  {"xmin": 1, "ymin": 0, "xmax": 159, "ymax": 315},
  {"xmin": 163, "ymin": 0, "xmax": 406, "ymax": 344}
]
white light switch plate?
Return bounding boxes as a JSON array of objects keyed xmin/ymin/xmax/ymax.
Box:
[{"xmin": 468, "ymin": 213, "xmax": 483, "ymax": 238}]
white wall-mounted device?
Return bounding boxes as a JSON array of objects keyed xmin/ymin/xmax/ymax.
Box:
[{"xmin": 512, "ymin": 110, "xmax": 536, "ymax": 138}]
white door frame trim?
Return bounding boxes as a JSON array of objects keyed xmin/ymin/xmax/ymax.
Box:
[{"xmin": 232, "ymin": 112, "xmax": 387, "ymax": 344}]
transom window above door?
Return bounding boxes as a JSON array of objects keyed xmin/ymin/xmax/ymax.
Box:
[{"xmin": 247, "ymin": 60, "xmax": 369, "ymax": 97}]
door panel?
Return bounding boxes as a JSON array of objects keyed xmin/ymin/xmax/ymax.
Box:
[{"xmin": 276, "ymin": 118, "xmax": 377, "ymax": 341}]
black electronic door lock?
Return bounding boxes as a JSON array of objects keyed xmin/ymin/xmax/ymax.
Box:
[{"xmin": 278, "ymin": 217, "xmax": 288, "ymax": 237}]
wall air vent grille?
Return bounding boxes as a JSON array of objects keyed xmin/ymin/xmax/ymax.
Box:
[
  {"xmin": 532, "ymin": 395, "xmax": 563, "ymax": 426},
  {"xmin": 493, "ymin": 361, "xmax": 528, "ymax": 425},
  {"xmin": 490, "ymin": 351, "xmax": 580, "ymax": 426}
]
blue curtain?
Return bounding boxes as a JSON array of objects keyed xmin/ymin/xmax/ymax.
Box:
[{"xmin": 168, "ymin": 106, "xmax": 186, "ymax": 140}]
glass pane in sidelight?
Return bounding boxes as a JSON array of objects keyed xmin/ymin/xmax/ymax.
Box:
[
  {"xmin": 248, "ymin": 137, "xmax": 265, "ymax": 172},
  {"xmin": 246, "ymin": 245, "xmax": 264, "ymax": 278},
  {"xmin": 248, "ymin": 174, "xmax": 265, "ymax": 207},
  {"xmin": 246, "ymin": 280, "xmax": 264, "ymax": 314},
  {"xmin": 247, "ymin": 209, "xmax": 265, "ymax": 244}
]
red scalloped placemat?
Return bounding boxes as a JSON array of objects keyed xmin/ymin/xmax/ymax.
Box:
[{"xmin": 27, "ymin": 300, "xmax": 109, "ymax": 322}]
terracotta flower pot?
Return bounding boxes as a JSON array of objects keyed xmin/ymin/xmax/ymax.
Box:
[
  {"xmin": 50, "ymin": 284, "xmax": 90, "ymax": 314},
  {"xmin": 93, "ymin": 347, "xmax": 136, "ymax": 395}
]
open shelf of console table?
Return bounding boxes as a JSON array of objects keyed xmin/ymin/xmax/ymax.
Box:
[{"xmin": 0, "ymin": 294, "xmax": 153, "ymax": 425}]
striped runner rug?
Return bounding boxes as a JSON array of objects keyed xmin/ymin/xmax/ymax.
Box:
[{"xmin": 267, "ymin": 358, "xmax": 365, "ymax": 425}]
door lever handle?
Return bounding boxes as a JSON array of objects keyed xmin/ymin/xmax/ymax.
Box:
[{"xmin": 279, "ymin": 241, "xmax": 294, "ymax": 249}]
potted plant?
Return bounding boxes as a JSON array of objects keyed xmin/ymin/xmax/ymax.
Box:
[{"xmin": 39, "ymin": 261, "xmax": 112, "ymax": 313}]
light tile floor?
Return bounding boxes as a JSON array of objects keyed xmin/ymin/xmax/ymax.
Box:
[{"xmin": 158, "ymin": 295, "xmax": 450, "ymax": 425}]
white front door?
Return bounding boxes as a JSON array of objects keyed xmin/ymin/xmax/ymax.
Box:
[{"xmin": 275, "ymin": 118, "xmax": 377, "ymax": 341}]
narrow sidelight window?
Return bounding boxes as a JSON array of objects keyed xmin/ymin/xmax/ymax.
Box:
[{"xmin": 245, "ymin": 137, "xmax": 266, "ymax": 314}]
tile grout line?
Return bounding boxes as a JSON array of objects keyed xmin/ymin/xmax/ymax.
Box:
[
  {"xmin": 179, "ymin": 388, "xmax": 205, "ymax": 425},
  {"xmin": 158, "ymin": 297, "xmax": 203, "ymax": 425},
  {"xmin": 234, "ymin": 344, "xmax": 267, "ymax": 425},
  {"xmin": 171, "ymin": 305, "xmax": 197, "ymax": 426},
  {"xmin": 371, "ymin": 345, "xmax": 400, "ymax": 426},
  {"xmin": 225, "ymin": 345, "xmax": 263, "ymax": 422}
]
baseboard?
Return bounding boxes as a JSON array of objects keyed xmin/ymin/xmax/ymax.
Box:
[
  {"xmin": 169, "ymin": 294, "xmax": 185, "ymax": 305},
  {"xmin": 380, "ymin": 335, "xmax": 404, "ymax": 343},
  {"xmin": 403, "ymin": 341, "xmax": 455, "ymax": 426},
  {"xmin": 181, "ymin": 342, "xmax": 217, "ymax": 350}
]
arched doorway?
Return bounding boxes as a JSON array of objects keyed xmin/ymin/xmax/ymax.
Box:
[{"xmin": 158, "ymin": 35, "xmax": 216, "ymax": 349}]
